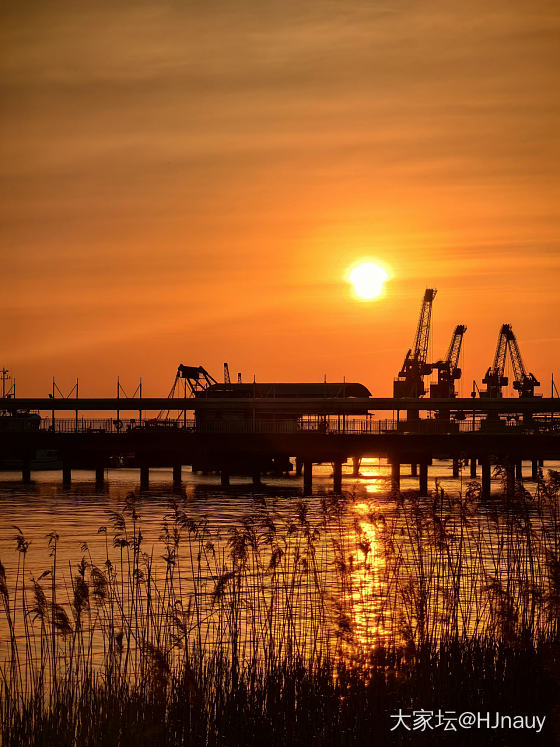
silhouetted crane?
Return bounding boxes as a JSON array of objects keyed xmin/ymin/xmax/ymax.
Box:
[
  {"xmin": 430, "ymin": 324, "xmax": 467, "ymax": 398},
  {"xmin": 394, "ymin": 288, "xmax": 437, "ymax": 399},
  {"xmin": 480, "ymin": 324, "xmax": 540, "ymax": 398},
  {"xmin": 507, "ymin": 329, "xmax": 540, "ymax": 398},
  {"xmin": 176, "ymin": 365, "xmax": 217, "ymax": 395}
]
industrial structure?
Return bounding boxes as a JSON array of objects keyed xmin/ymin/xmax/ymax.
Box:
[
  {"xmin": 393, "ymin": 288, "xmax": 437, "ymax": 400},
  {"xmin": 430, "ymin": 324, "xmax": 467, "ymax": 399},
  {"xmin": 480, "ymin": 324, "xmax": 541, "ymax": 399},
  {"xmin": 0, "ymin": 287, "xmax": 557, "ymax": 497}
]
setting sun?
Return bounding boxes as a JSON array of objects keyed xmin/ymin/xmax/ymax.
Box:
[{"xmin": 348, "ymin": 262, "xmax": 389, "ymax": 300}]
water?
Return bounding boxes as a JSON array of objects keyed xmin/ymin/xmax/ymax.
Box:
[
  {"xmin": 2, "ymin": 458, "xmax": 560, "ymax": 670},
  {"xmin": 1, "ymin": 458, "xmax": 557, "ymax": 573},
  {"xmin": 0, "ymin": 458, "xmax": 531, "ymax": 583}
]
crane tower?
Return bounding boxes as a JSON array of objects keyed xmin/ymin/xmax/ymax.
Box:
[
  {"xmin": 394, "ymin": 289, "xmax": 437, "ymax": 399},
  {"xmin": 430, "ymin": 324, "xmax": 467, "ymax": 399}
]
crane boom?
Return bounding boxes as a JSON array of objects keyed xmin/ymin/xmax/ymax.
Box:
[
  {"xmin": 506, "ymin": 328, "xmax": 540, "ymax": 398},
  {"xmin": 446, "ymin": 324, "xmax": 466, "ymax": 370},
  {"xmin": 412, "ymin": 288, "xmax": 437, "ymax": 367},
  {"xmin": 430, "ymin": 324, "xmax": 466, "ymax": 399},
  {"xmin": 481, "ymin": 324, "xmax": 510, "ymax": 398},
  {"xmin": 394, "ymin": 288, "xmax": 437, "ymax": 399}
]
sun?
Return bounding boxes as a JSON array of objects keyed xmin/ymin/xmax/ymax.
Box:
[{"xmin": 348, "ymin": 261, "xmax": 389, "ymax": 300}]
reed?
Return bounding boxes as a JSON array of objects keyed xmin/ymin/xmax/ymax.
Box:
[{"xmin": 2, "ymin": 473, "xmax": 560, "ymax": 745}]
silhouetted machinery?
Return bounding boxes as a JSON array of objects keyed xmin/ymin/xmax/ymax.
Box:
[
  {"xmin": 176, "ymin": 364, "xmax": 217, "ymax": 394},
  {"xmin": 480, "ymin": 324, "xmax": 540, "ymax": 398},
  {"xmin": 430, "ymin": 324, "xmax": 467, "ymax": 398},
  {"xmin": 507, "ymin": 329, "xmax": 541, "ymax": 398},
  {"xmin": 394, "ymin": 288, "xmax": 437, "ymax": 399}
]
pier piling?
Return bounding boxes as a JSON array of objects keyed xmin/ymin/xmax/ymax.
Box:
[
  {"xmin": 303, "ymin": 461, "xmax": 313, "ymax": 495},
  {"xmin": 22, "ymin": 462, "xmax": 31, "ymax": 483},
  {"xmin": 391, "ymin": 461, "xmax": 400, "ymax": 492},
  {"xmin": 95, "ymin": 465, "xmax": 104, "ymax": 486},
  {"xmin": 140, "ymin": 466, "xmax": 149, "ymax": 490},
  {"xmin": 333, "ymin": 461, "xmax": 343, "ymax": 493},
  {"xmin": 452, "ymin": 458, "xmax": 460, "ymax": 478},
  {"xmin": 172, "ymin": 464, "xmax": 182, "ymax": 487},
  {"xmin": 419, "ymin": 463, "xmax": 428, "ymax": 495},
  {"xmin": 62, "ymin": 464, "xmax": 72, "ymax": 487}
]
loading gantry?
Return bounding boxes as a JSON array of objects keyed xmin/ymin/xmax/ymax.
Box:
[
  {"xmin": 176, "ymin": 364, "xmax": 218, "ymax": 395},
  {"xmin": 394, "ymin": 288, "xmax": 437, "ymax": 399},
  {"xmin": 430, "ymin": 324, "xmax": 467, "ymax": 399}
]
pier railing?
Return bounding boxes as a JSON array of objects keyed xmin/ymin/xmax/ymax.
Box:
[{"xmin": 36, "ymin": 416, "xmax": 560, "ymax": 435}]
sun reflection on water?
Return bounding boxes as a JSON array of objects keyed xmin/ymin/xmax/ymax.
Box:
[{"xmin": 346, "ymin": 494, "xmax": 389, "ymax": 654}]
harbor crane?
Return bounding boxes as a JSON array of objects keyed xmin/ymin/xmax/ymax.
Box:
[
  {"xmin": 507, "ymin": 328, "xmax": 541, "ymax": 398},
  {"xmin": 176, "ymin": 365, "xmax": 217, "ymax": 395},
  {"xmin": 480, "ymin": 324, "xmax": 540, "ymax": 398},
  {"xmin": 394, "ymin": 288, "xmax": 437, "ymax": 399},
  {"xmin": 430, "ymin": 324, "xmax": 467, "ymax": 398}
]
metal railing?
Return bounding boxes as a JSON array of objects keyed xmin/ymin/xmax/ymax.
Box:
[{"xmin": 36, "ymin": 415, "xmax": 560, "ymax": 436}]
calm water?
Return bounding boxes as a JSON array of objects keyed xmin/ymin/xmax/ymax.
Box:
[
  {"xmin": 2, "ymin": 458, "xmax": 559, "ymax": 664},
  {"xmin": 1, "ymin": 458, "xmax": 538, "ymax": 580},
  {"xmin": 1, "ymin": 458, "xmax": 559, "ymax": 582}
]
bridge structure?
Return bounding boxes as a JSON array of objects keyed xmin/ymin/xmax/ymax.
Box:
[{"xmin": 1, "ymin": 396, "xmax": 559, "ymax": 497}]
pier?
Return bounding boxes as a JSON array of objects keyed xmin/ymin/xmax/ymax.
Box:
[{"xmin": 1, "ymin": 395, "xmax": 559, "ymax": 496}]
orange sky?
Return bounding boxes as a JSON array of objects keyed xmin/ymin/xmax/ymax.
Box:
[{"xmin": 1, "ymin": 0, "xmax": 559, "ymax": 398}]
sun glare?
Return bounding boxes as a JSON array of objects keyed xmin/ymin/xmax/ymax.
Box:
[{"xmin": 348, "ymin": 262, "xmax": 389, "ymax": 300}]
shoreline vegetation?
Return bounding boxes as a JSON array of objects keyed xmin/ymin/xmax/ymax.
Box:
[{"xmin": 2, "ymin": 471, "xmax": 560, "ymax": 745}]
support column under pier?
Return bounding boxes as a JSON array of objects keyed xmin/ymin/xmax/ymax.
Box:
[
  {"xmin": 220, "ymin": 471, "xmax": 230, "ymax": 488},
  {"xmin": 532, "ymin": 460, "xmax": 539, "ymax": 480},
  {"xmin": 22, "ymin": 461, "xmax": 31, "ymax": 483},
  {"xmin": 411, "ymin": 463, "xmax": 418, "ymax": 477},
  {"xmin": 295, "ymin": 458, "xmax": 303, "ymax": 477},
  {"xmin": 95, "ymin": 465, "xmax": 105, "ymax": 486},
  {"xmin": 419, "ymin": 463, "xmax": 428, "ymax": 496},
  {"xmin": 481, "ymin": 460, "xmax": 491, "ymax": 498},
  {"xmin": 303, "ymin": 461, "xmax": 313, "ymax": 496},
  {"xmin": 452, "ymin": 458, "xmax": 460, "ymax": 478},
  {"xmin": 391, "ymin": 461, "xmax": 400, "ymax": 493},
  {"xmin": 352, "ymin": 457, "xmax": 361, "ymax": 477},
  {"xmin": 173, "ymin": 464, "xmax": 182, "ymax": 488},
  {"xmin": 333, "ymin": 461, "xmax": 343, "ymax": 494},
  {"xmin": 470, "ymin": 457, "xmax": 477, "ymax": 479},
  {"xmin": 140, "ymin": 466, "xmax": 149, "ymax": 491},
  {"xmin": 515, "ymin": 461, "xmax": 523, "ymax": 481},
  {"xmin": 62, "ymin": 463, "xmax": 72, "ymax": 487}
]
